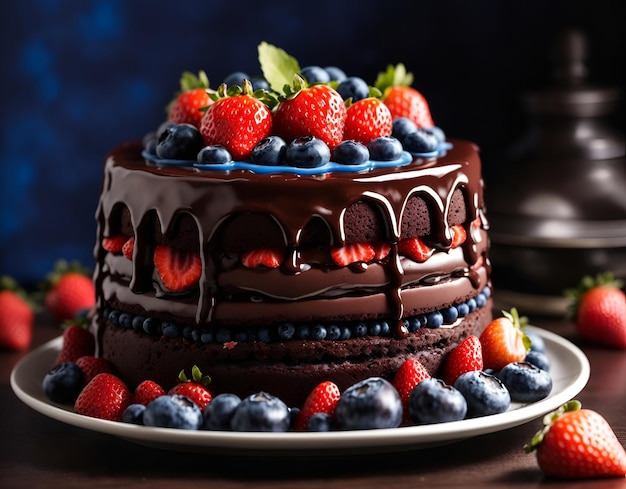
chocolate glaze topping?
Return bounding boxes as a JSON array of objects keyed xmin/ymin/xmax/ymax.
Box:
[{"xmin": 94, "ymin": 139, "xmax": 487, "ymax": 339}]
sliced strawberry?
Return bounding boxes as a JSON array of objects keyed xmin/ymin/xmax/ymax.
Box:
[
  {"xmin": 102, "ymin": 234, "xmax": 128, "ymax": 253},
  {"xmin": 442, "ymin": 335, "xmax": 483, "ymax": 385},
  {"xmin": 293, "ymin": 381, "xmax": 341, "ymax": 431},
  {"xmin": 153, "ymin": 244, "xmax": 202, "ymax": 292},
  {"xmin": 122, "ymin": 237, "xmax": 135, "ymax": 260},
  {"xmin": 398, "ymin": 237, "xmax": 433, "ymax": 262},
  {"xmin": 240, "ymin": 249, "xmax": 283, "ymax": 269},
  {"xmin": 450, "ymin": 224, "xmax": 466, "ymax": 248},
  {"xmin": 392, "ymin": 358, "xmax": 430, "ymax": 424},
  {"xmin": 373, "ymin": 242, "xmax": 391, "ymax": 261},
  {"xmin": 330, "ymin": 242, "xmax": 376, "ymax": 267}
]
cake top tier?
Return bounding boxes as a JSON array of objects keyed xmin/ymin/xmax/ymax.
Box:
[{"xmin": 141, "ymin": 42, "xmax": 450, "ymax": 174}]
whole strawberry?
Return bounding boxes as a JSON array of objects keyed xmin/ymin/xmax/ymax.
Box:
[
  {"xmin": 75, "ymin": 356, "xmax": 112, "ymax": 384},
  {"xmin": 375, "ymin": 64, "xmax": 434, "ymax": 128},
  {"xmin": 479, "ymin": 308, "xmax": 530, "ymax": 371},
  {"xmin": 342, "ymin": 97, "xmax": 393, "ymax": 145},
  {"xmin": 293, "ymin": 380, "xmax": 341, "ymax": 431},
  {"xmin": 441, "ymin": 335, "xmax": 483, "ymax": 386},
  {"xmin": 134, "ymin": 379, "xmax": 166, "ymax": 406},
  {"xmin": 43, "ymin": 260, "xmax": 95, "ymax": 323},
  {"xmin": 74, "ymin": 373, "xmax": 132, "ymax": 421},
  {"xmin": 167, "ymin": 70, "xmax": 212, "ymax": 128},
  {"xmin": 525, "ymin": 400, "xmax": 626, "ymax": 479},
  {"xmin": 199, "ymin": 80, "xmax": 273, "ymax": 160},
  {"xmin": 565, "ymin": 272, "xmax": 626, "ymax": 349},
  {"xmin": 391, "ymin": 358, "xmax": 430, "ymax": 424},
  {"xmin": 0, "ymin": 277, "xmax": 34, "ymax": 351},
  {"xmin": 168, "ymin": 365, "xmax": 213, "ymax": 411},
  {"xmin": 55, "ymin": 322, "xmax": 95, "ymax": 365}
]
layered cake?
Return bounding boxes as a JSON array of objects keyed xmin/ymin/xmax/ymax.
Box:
[{"xmin": 91, "ymin": 44, "xmax": 492, "ymax": 407}]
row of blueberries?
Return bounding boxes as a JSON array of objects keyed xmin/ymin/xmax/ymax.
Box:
[{"xmin": 103, "ymin": 287, "xmax": 491, "ymax": 344}]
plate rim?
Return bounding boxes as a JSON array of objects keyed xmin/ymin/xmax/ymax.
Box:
[{"xmin": 10, "ymin": 325, "xmax": 590, "ymax": 455}]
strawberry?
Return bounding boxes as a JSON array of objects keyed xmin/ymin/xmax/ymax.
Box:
[
  {"xmin": 167, "ymin": 365, "xmax": 213, "ymax": 411},
  {"xmin": 441, "ymin": 335, "xmax": 483, "ymax": 385},
  {"xmin": 0, "ymin": 277, "xmax": 34, "ymax": 351},
  {"xmin": 450, "ymin": 224, "xmax": 467, "ymax": 248},
  {"xmin": 479, "ymin": 308, "xmax": 530, "ymax": 371},
  {"xmin": 74, "ymin": 373, "xmax": 132, "ymax": 421},
  {"xmin": 240, "ymin": 249, "xmax": 284, "ymax": 269},
  {"xmin": 398, "ymin": 236, "xmax": 433, "ymax": 262},
  {"xmin": 55, "ymin": 322, "xmax": 96, "ymax": 365},
  {"xmin": 43, "ymin": 260, "xmax": 95, "ymax": 323},
  {"xmin": 102, "ymin": 234, "xmax": 128, "ymax": 253},
  {"xmin": 293, "ymin": 381, "xmax": 341, "ymax": 431},
  {"xmin": 564, "ymin": 272, "xmax": 626, "ymax": 349},
  {"xmin": 373, "ymin": 242, "xmax": 391, "ymax": 261},
  {"xmin": 75, "ymin": 356, "xmax": 112, "ymax": 384},
  {"xmin": 392, "ymin": 358, "xmax": 430, "ymax": 424},
  {"xmin": 343, "ymin": 97, "xmax": 393, "ymax": 145},
  {"xmin": 167, "ymin": 71, "xmax": 212, "ymax": 128},
  {"xmin": 525, "ymin": 400, "xmax": 626, "ymax": 479},
  {"xmin": 122, "ymin": 236, "xmax": 134, "ymax": 260},
  {"xmin": 133, "ymin": 380, "xmax": 166, "ymax": 406},
  {"xmin": 330, "ymin": 242, "xmax": 376, "ymax": 267},
  {"xmin": 199, "ymin": 80, "xmax": 273, "ymax": 160},
  {"xmin": 153, "ymin": 244, "xmax": 202, "ymax": 292},
  {"xmin": 375, "ymin": 64, "xmax": 434, "ymax": 128}
]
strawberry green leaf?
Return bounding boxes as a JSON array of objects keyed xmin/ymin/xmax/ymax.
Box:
[
  {"xmin": 524, "ymin": 400, "xmax": 582, "ymax": 453},
  {"xmin": 564, "ymin": 271, "xmax": 625, "ymax": 320},
  {"xmin": 258, "ymin": 42, "xmax": 301, "ymax": 95},
  {"xmin": 374, "ymin": 63, "xmax": 414, "ymax": 93}
]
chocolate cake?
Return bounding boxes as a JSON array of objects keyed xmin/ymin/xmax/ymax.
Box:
[{"xmin": 90, "ymin": 44, "xmax": 493, "ymax": 407}]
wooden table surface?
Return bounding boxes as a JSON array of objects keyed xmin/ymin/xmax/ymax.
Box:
[{"xmin": 3, "ymin": 314, "xmax": 626, "ymax": 489}]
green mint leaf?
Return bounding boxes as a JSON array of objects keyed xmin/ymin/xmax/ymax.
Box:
[{"xmin": 258, "ymin": 41, "xmax": 300, "ymax": 94}]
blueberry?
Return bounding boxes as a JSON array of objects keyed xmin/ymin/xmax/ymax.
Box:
[
  {"xmin": 155, "ymin": 120, "xmax": 176, "ymax": 139},
  {"xmin": 422, "ymin": 126, "xmax": 446, "ymax": 144},
  {"xmin": 108, "ymin": 309, "xmax": 120, "ymax": 325},
  {"xmin": 143, "ymin": 131, "xmax": 158, "ymax": 154},
  {"xmin": 367, "ymin": 136, "xmax": 403, "ymax": 161},
  {"xmin": 277, "ymin": 322, "xmax": 296, "ymax": 340},
  {"xmin": 122, "ymin": 403, "xmax": 146, "ymax": 425},
  {"xmin": 475, "ymin": 293, "xmax": 487, "ymax": 308},
  {"xmin": 285, "ymin": 136, "xmax": 331, "ymax": 168},
  {"xmin": 256, "ymin": 327, "xmax": 272, "ymax": 343},
  {"xmin": 466, "ymin": 298, "xmax": 477, "ymax": 312},
  {"xmin": 197, "ymin": 145, "xmax": 233, "ymax": 165},
  {"xmin": 300, "ymin": 65, "xmax": 330, "ymax": 84},
  {"xmin": 403, "ymin": 128, "xmax": 439, "ymax": 153},
  {"xmin": 296, "ymin": 325, "xmax": 310, "ymax": 340},
  {"xmin": 353, "ymin": 322, "xmax": 368, "ymax": 337},
  {"xmin": 250, "ymin": 77, "xmax": 270, "ymax": 91},
  {"xmin": 216, "ymin": 328, "xmax": 232, "ymax": 343},
  {"xmin": 497, "ymin": 362, "xmax": 553, "ymax": 402},
  {"xmin": 333, "ymin": 140, "xmax": 370, "ymax": 165},
  {"xmin": 203, "ymin": 393, "xmax": 242, "ymax": 430},
  {"xmin": 327, "ymin": 324, "xmax": 341, "ymax": 340},
  {"xmin": 230, "ymin": 392, "xmax": 291, "ymax": 432},
  {"xmin": 408, "ymin": 378, "xmax": 467, "ymax": 424},
  {"xmin": 324, "ymin": 66, "xmax": 347, "ymax": 82},
  {"xmin": 441, "ymin": 306, "xmax": 459, "ymax": 324},
  {"xmin": 454, "ymin": 371, "xmax": 511, "ymax": 418},
  {"xmin": 335, "ymin": 377, "xmax": 403, "ymax": 430},
  {"xmin": 311, "ymin": 324, "xmax": 327, "ymax": 340},
  {"xmin": 43, "ymin": 362, "xmax": 84, "ymax": 404},
  {"xmin": 308, "ymin": 412, "xmax": 334, "ymax": 432},
  {"xmin": 142, "ymin": 317, "xmax": 160, "ymax": 335},
  {"xmin": 525, "ymin": 350, "xmax": 551, "ymax": 371},
  {"xmin": 156, "ymin": 123, "xmax": 204, "ymax": 160},
  {"xmin": 162, "ymin": 321, "xmax": 179, "ymax": 338},
  {"xmin": 131, "ymin": 315, "xmax": 145, "ymax": 332},
  {"xmin": 223, "ymin": 71, "xmax": 250, "ymax": 88},
  {"xmin": 368, "ymin": 321, "xmax": 382, "ymax": 336},
  {"xmin": 456, "ymin": 302, "xmax": 470, "ymax": 317},
  {"xmin": 407, "ymin": 316, "xmax": 421, "ymax": 332},
  {"xmin": 337, "ymin": 76, "xmax": 369, "ymax": 102},
  {"xmin": 526, "ymin": 331, "xmax": 546, "ymax": 353},
  {"xmin": 250, "ymin": 136, "xmax": 287, "ymax": 166},
  {"xmin": 118, "ymin": 312, "xmax": 132, "ymax": 328},
  {"xmin": 391, "ymin": 117, "xmax": 418, "ymax": 143},
  {"xmin": 425, "ymin": 311, "xmax": 444, "ymax": 328},
  {"xmin": 143, "ymin": 394, "xmax": 203, "ymax": 430}
]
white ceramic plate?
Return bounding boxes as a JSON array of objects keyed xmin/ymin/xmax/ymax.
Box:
[{"xmin": 11, "ymin": 326, "xmax": 590, "ymax": 456}]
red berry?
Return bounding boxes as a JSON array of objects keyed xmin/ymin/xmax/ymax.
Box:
[
  {"xmin": 525, "ymin": 400, "xmax": 626, "ymax": 479},
  {"xmin": 0, "ymin": 288, "xmax": 34, "ymax": 351},
  {"xmin": 55, "ymin": 323, "xmax": 95, "ymax": 365},
  {"xmin": 479, "ymin": 308, "xmax": 530, "ymax": 371},
  {"xmin": 153, "ymin": 244, "xmax": 202, "ymax": 292},
  {"xmin": 74, "ymin": 373, "xmax": 132, "ymax": 421},
  {"xmin": 102, "ymin": 234, "xmax": 128, "ymax": 253},
  {"xmin": 167, "ymin": 366, "xmax": 213, "ymax": 411},
  {"xmin": 44, "ymin": 261, "xmax": 95, "ymax": 323},
  {"xmin": 294, "ymin": 381, "xmax": 341, "ymax": 431},
  {"xmin": 122, "ymin": 237, "xmax": 134, "ymax": 260},
  {"xmin": 398, "ymin": 236, "xmax": 433, "ymax": 262},
  {"xmin": 330, "ymin": 242, "xmax": 376, "ymax": 267},
  {"xmin": 75, "ymin": 356, "xmax": 113, "ymax": 384},
  {"xmin": 343, "ymin": 97, "xmax": 393, "ymax": 145},
  {"xmin": 450, "ymin": 224, "xmax": 467, "ymax": 249},
  {"xmin": 441, "ymin": 335, "xmax": 483, "ymax": 386},
  {"xmin": 133, "ymin": 380, "xmax": 166, "ymax": 406},
  {"xmin": 392, "ymin": 358, "xmax": 430, "ymax": 424},
  {"xmin": 167, "ymin": 70, "xmax": 212, "ymax": 128},
  {"xmin": 240, "ymin": 249, "xmax": 284, "ymax": 269}
]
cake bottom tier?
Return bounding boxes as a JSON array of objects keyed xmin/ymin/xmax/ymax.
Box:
[{"xmin": 95, "ymin": 300, "xmax": 492, "ymax": 408}]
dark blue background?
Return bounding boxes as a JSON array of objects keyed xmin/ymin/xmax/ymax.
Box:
[{"xmin": 2, "ymin": 0, "xmax": 624, "ymax": 286}]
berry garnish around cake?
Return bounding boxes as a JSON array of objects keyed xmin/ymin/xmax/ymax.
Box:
[{"xmin": 166, "ymin": 70, "xmax": 212, "ymax": 128}]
